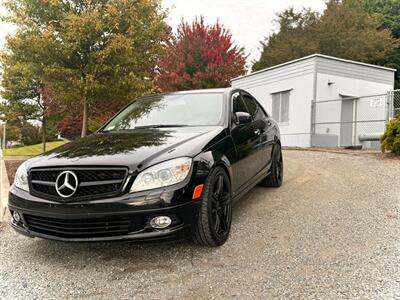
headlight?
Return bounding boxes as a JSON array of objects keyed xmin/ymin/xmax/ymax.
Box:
[
  {"xmin": 130, "ymin": 157, "xmax": 192, "ymax": 193},
  {"xmin": 14, "ymin": 161, "xmax": 29, "ymax": 192}
]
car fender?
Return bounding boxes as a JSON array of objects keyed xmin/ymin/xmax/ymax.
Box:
[{"xmin": 192, "ymin": 150, "xmax": 233, "ymax": 186}]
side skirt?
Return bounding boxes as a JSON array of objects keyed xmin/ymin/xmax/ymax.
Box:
[{"xmin": 232, "ymin": 168, "xmax": 269, "ymax": 204}]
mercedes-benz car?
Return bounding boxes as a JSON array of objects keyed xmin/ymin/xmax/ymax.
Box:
[{"xmin": 9, "ymin": 88, "xmax": 283, "ymax": 247}]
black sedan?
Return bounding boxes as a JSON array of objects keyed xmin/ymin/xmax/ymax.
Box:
[{"xmin": 9, "ymin": 88, "xmax": 283, "ymax": 247}]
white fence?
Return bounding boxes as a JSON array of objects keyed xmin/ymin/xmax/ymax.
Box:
[{"xmin": 311, "ymin": 90, "xmax": 400, "ymax": 148}]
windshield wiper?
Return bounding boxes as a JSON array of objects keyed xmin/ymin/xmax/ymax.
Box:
[{"xmin": 134, "ymin": 124, "xmax": 189, "ymax": 129}]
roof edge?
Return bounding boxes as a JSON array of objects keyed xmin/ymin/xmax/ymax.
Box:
[{"xmin": 232, "ymin": 53, "xmax": 396, "ymax": 82}]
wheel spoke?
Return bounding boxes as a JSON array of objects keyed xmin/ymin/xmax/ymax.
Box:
[
  {"xmin": 218, "ymin": 193, "xmax": 230, "ymax": 207},
  {"xmin": 215, "ymin": 175, "xmax": 224, "ymax": 196},
  {"xmin": 219, "ymin": 211, "xmax": 228, "ymax": 231},
  {"xmin": 214, "ymin": 213, "xmax": 220, "ymax": 233},
  {"xmin": 211, "ymin": 194, "xmax": 218, "ymax": 206},
  {"xmin": 209, "ymin": 172, "xmax": 232, "ymax": 238}
]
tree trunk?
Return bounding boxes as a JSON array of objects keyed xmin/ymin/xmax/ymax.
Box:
[
  {"xmin": 42, "ymin": 115, "xmax": 46, "ymax": 154},
  {"xmin": 81, "ymin": 99, "xmax": 88, "ymax": 137}
]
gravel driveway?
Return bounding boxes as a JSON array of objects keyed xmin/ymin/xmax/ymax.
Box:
[{"xmin": 1, "ymin": 150, "xmax": 399, "ymax": 299}]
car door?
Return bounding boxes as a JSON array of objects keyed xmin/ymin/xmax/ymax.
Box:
[
  {"xmin": 241, "ymin": 92, "xmax": 274, "ymax": 173},
  {"xmin": 230, "ymin": 92, "xmax": 263, "ymax": 193}
]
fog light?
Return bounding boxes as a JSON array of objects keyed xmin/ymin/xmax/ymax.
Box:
[
  {"xmin": 150, "ymin": 216, "xmax": 172, "ymax": 229},
  {"xmin": 12, "ymin": 211, "xmax": 21, "ymax": 223}
]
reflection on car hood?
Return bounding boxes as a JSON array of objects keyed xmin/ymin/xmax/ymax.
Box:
[{"xmin": 26, "ymin": 126, "xmax": 226, "ymax": 172}]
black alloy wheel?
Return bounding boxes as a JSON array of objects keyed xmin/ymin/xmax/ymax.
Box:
[
  {"xmin": 193, "ymin": 167, "xmax": 232, "ymax": 247},
  {"xmin": 261, "ymin": 143, "xmax": 283, "ymax": 187}
]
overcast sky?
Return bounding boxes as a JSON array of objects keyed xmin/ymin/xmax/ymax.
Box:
[
  {"xmin": 162, "ymin": 0, "xmax": 326, "ymax": 65},
  {"xmin": 0, "ymin": 0, "xmax": 327, "ymax": 67}
]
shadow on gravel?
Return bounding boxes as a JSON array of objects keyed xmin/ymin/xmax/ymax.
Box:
[{"xmin": 21, "ymin": 186, "xmax": 272, "ymax": 269}]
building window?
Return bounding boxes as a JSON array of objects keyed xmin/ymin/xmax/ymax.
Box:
[{"xmin": 272, "ymin": 91, "xmax": 290, "ymax": 123}]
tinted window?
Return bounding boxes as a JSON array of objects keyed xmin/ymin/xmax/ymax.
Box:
[
  {"xmin": 242, "ymin": 94, "xmax": 266, "ymax": 120},
  {"xmin": 232, "ymin": 92, "xmax": 248, "ymax": 114},
  {"xmin": 103, "ymin": 93, "xmax": 224, "ymax": 131}
]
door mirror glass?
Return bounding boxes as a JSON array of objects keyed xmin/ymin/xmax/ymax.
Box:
[{"xmin": 234, "ymin": 112, "xmax": 252, "ymax": 125}]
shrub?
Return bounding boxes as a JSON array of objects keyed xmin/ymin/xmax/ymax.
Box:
[
  {"xmin": 381, "ymin": 116, "xmax": 400, "ymax": 155},
  {"xmin": 21, "ymin": 123, "xmax": 41, "ymax": 145}
]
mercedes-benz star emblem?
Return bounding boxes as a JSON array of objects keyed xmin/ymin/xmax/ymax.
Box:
[{"xmin": 55, "ymin": 171, "xmax": 79, "ymax": 198}]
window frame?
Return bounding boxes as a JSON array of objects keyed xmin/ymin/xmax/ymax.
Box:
[
  {"xmin": 271, "ymin": 90, "xmax": 291, "ymax": 124},
  {"xmin": 240, "ymin": 92, "xmax": 269, "ymax": 120},
  {"xmin": 230, "ymin": 91, "xmax": 250, "ymax": 128}
]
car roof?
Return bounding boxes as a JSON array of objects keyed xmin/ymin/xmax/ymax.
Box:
[
  {"xmin": 167, "ymin": 88, "xmax": 231, "ymax": 94},
  {"xmin": 137, "ymin": 87, "xmax": 239, "ymax": 100}
]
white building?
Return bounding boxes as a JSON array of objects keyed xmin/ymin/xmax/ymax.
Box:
[{"xmin": 231, "ymin": 54, "xmax": 396, "ymax": 147}]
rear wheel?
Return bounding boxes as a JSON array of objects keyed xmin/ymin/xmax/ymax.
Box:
[
  {"xmin": 260, "ymin": 144, "xmax": 283, "ymax": 187},
  {"xmin": 193, "ymin": 167, "xmax": 232, "ymax": 247}
]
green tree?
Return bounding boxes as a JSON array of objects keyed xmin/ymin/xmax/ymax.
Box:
[
  {"xmin": 253, "ymin": 0, "xmax": 397, "ymax": 72},
  {"xmin": 2, "ymin": 0, "xmax": 169, "ymax": 137},
  {"xmin": 252, "ymin": 8, "xmax": 320, "ymax": 71},
  {"xmin": 0, "ymin": 122, "xmax": 22, "ymax": 145},
  {"xmin": 364, "ymin": 0, "xmax": 400, "ymax": 35},
  {"xmin": 364, "ymin": 0, "xmax": 400, "ymax": 88},
  {"xmin": 0, "ymin": 41, "xmax": 50, "ymax": 151},
  {"xmin": 20, "ymin": 122, "xmax": 42, "ymax": 146}
]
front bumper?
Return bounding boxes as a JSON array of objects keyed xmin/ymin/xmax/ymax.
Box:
[{"xmin": 8, "ymin": 186, "xmax": 201, "ymax": 243}]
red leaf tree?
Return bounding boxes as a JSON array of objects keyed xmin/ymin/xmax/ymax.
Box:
[
  {"xmin": 57, "ymin": 115, "xmax": 82, "ymax": 140},
  {"xmin": 156, "ymin": 17, "xmax": 247, "ymax": 92},
  {"xmin": 54, "ymin": 99, "xmax": 126, "ymax": 140}
]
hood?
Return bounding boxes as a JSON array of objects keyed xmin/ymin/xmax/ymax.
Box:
[{"xmin": 26, "ymin": 126, "xmax": 226, "ymax": 172}]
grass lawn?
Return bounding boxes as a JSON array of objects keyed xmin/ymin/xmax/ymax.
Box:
[{"xmin": 3, "ymin": 140, "xmax": 69, "ymax": 157}]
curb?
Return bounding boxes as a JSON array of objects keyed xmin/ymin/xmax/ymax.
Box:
[{"xmin": 282, "ymin": 146, "xmax": 381, "ymax": 156}]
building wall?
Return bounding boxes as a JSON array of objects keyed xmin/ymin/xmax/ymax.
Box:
[
  {"xmin": 313, "ymin": 57, "xmax": 394, "ymax": 146},
  {"xmin": 315, "ymin": 56, "xmax": 394, "ymax": 100},
  {"xmin": 231, "ymin": 59, "xmax": 315, "ymax": 147},
  {"xmin": 231, "ymin": 54, "xmax": 395, "ymax": 148}
]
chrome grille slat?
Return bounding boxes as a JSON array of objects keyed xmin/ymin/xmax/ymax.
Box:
[
  {"xmin": 29, "ymin": 167, "xmax": 128, "ymax": 202},
  {"xmin": 79, "ymin": 179, "xmax": 123, "ymax": 187},
  {"xmin": 31, "ymin": 180, "xmax": 55, "ymax": 186}
]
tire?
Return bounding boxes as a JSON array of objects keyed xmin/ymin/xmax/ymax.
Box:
[
  {"xmin": 260, "ymin": 143, "xmax": 283, "ymax": 187},
  {"xmin": 193, "ymin": 167, "xmax": 232, "ymax": 247}
]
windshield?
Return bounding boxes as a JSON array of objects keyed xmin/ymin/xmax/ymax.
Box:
[{"xmin": 102, "ymin": 93, "xmax": 224, "ymax": 131}]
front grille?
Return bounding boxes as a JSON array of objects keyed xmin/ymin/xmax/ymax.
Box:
[
  {"xmin": 29, "ymin": 167, "xmax": 129, "ymax": 202},
  {"xmin": 24, "ymin": 214, "xmax": 144, "ymax": 238}
]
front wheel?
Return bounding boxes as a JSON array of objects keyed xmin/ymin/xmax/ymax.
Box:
[
  {"xmin": 260, "ymin": 144, "xmax": 283, "ymax": 187},
  {"xmin": 193, "ymin": 167, "xmax": 232, "ymax": 247}
]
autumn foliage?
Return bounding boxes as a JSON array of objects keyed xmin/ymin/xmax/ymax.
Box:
[
  {"xmin": 57, "ymin": 115, "xmax": 83, "ymax": 140},
  {"xmin": 52, "ymin": 99, "xmax": 126, "ymax": 140},
  {"xmin": 156, "ymin": 17, "xmax": 247, "ymax": 92}
]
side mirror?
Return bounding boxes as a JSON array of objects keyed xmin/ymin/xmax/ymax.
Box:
[{"xmin": 233, "ymin": 112, "xmax": 252, "ymax": 125}]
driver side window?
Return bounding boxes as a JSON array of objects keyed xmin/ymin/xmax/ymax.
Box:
[
  {"xmin": 232, "ymin": 92, "xmax": 248, "ymax": 114},
  {"xmin": 242, "ymin": 93, "xmax": 267, "ymax": 120}
]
